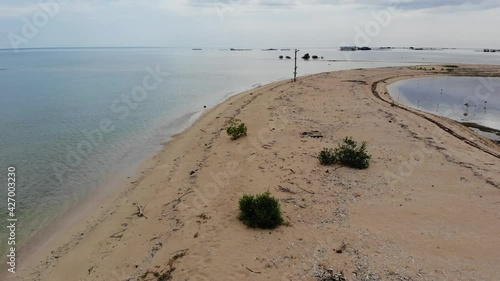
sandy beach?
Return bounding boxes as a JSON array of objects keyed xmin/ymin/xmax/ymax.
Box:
[{"xmin": 13, "ymin": 65, "xmax": 500, "ymax": 281}]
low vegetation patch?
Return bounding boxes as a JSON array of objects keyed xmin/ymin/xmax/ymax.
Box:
[
  {"xmin": 318, "ymin": 148, "xmax": 336, "ymax": 165},
  {"xmin": 318, "ymin": 137, "xmax": 371, "ymax": 169},
  {"xmin": 239, "ymin": 192, "xmax": 283, "ymax": 229},
  {"xmin": 226, "ymin": 118, "xmax": 247, "ymax": 140}
]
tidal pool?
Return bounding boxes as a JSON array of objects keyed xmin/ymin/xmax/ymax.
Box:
[{"xmin": 388, "ymin": 77, "xmax": 500, "ymax": 142}]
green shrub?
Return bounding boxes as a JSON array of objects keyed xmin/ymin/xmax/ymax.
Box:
[
  {"xmin": 226, "ymin": 118, "xmax": 247, "ymax": 140},
  {"xmin": 318, "ymin": 148, "xmax": 337, "ymax": 165},
  {"xmin": 334, "ymin": 137, "xmax": 371, "ymax": 169},
  {"xmin": 318, "ymin": 137, "xmax": 371, "ymax": 169},
  {"xmin": 239, "ymin": 192, "xmax": 283, "ymax": 229}
]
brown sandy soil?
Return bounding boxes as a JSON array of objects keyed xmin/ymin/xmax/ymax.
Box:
[{"xmin": 12, "ymin": 65, "xmax": 500, "ymax": 281}]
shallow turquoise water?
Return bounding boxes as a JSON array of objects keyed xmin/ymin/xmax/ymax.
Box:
[{"xmin": 0, "ymin": 47, "xmax": 498, "ymax": 255}]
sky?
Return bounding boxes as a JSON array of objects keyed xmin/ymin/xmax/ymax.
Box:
[{"xmin": 0, "ymin": 0, "xmax": 499, "ymax": 49}]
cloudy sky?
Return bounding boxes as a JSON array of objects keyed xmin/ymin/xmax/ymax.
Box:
[{"xmin": 0, "ymin": 0, "xmax": 499, "ymax": 49}]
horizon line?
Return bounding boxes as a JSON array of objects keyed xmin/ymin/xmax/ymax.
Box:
[{"xmin": 0, "ymin": 46, "xmax": 491, "ymax": 52}]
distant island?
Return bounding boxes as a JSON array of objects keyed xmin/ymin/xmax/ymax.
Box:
[
  {"xmin": 340, "ymin": 46, "xmax": 371, "ymax": 51},
  {"xmin": 230, "ymin": 48, "xmax": 252, "ymax": 51}
]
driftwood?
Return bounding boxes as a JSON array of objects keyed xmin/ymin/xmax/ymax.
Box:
[
  {"xmin": 295, "ymin": 184, "xmax": 315, "ymax": 194},
  {"xmin": 164, "ymin": 188, "xmax": 193, "ymax": 207},
  {"xmin": 133, "ymin": 203, "xmax": 148, "ymax": 219},
  {"xmin": 301, "ymin": 130, "xmax": 323, "ymax": 138},
  {"xmin": 109, "ymin": 230, "xmax": 124, "ymax": 239},
  {"xmin": 245, "ymin": 267, "xmax": 261, "ymax": 274},
  {"xmin": 277, "ymin": 185, "xmax": 296, "ymax": 194}
]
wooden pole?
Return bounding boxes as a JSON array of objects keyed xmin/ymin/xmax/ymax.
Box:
[{"xmin": 293, "ymin": 49, "xmax": 299, "ymax": 82}]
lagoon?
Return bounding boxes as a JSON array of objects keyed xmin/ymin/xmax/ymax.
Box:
[{"xmin": 387, "ymin": 76, "xmax": 500, "ymax": 142}]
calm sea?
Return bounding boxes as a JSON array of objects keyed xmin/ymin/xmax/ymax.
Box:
[{"xmin": 0, "ymin": 47, "xmax": 499, "ymax": 256}]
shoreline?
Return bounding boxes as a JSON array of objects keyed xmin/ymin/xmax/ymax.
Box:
[
  {"xmin": 5, "ymin": 78, "xmax": 291, "ymax": 280},
  {"xmin": 12, "ymin": 65, "xmax": 500, "ymax": 280},
  {"xmin": 5, "ymin": 110, "xmax": 201, "ymax": 265},
  {"xmin": 2, "ymin": 79, "xmax": 277, "ymax": 271}
]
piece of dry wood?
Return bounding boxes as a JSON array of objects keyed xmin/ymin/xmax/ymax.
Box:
[
  {"xmin": 109, "ymin": 230, "xmax": 124, "ymax": 239},
  {"xmin": 133, "ymin": 203, "xmax": 148, "ymax": 219},
  {"xmin": 245, "ymin": 267, "xmax": 261, "ymax": 274},
  {"xmin": 295, "ymin": 184, "xmax": 315, "ymax": 194},
  {"xmin": 164, "ymin": 188, "xmax": 194, "ymax": 207},
  {"xmin": 277, "ymin": 185, "xmax": 296, "ymax": 194}
]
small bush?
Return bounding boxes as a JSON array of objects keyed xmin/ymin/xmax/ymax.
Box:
[
  {"xmin": 318, "ymin": 148, "xmax": 337, "ymax": 165},
  {"xmin": 318, "ymin": 137, "xmax": 371, "ymax": 169},
  {"xmin": 334, "ymin": 137, "xmax": 371, "ymax": 169},
  {"xmin": 226, "ymin": 118, "xmax": 247, "ymax": 140},
  {"xmin": 239, "ymin": 192, "xmax": 283, "ymax": 229}
]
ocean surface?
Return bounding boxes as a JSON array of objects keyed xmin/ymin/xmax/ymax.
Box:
[
  {"xmin": 1, "ymin": 47, "xmax": 500, "ymax": 256},
  {"xmin": 388, "ymin": 77, "xmax": 500, "ymax": 141}
]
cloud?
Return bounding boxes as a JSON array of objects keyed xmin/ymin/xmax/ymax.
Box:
[
  {"xmin": 0, "ymin": 0, "xmax": 498, "ymax": 49},
  {"xmin": 0, "ymin": 0, "xmax": 99, "ymax": 19},
  {"xmin": 2, "ymin": 0, "xmax": 500, "ymax": 16},
  {"xmin": 393, "ymin": 0, "xmax": 500, "ymax": 11},
  {"xmin": 0, "ymin": 4, "xmax": 41, "ymax": 18},
  {"xmin": 2, "ymin": 0, "xmax": 496, "ymax": 20},
  {"xmin": 186, "ymin": 0, "xmax": 500, "ymax": 11}
]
